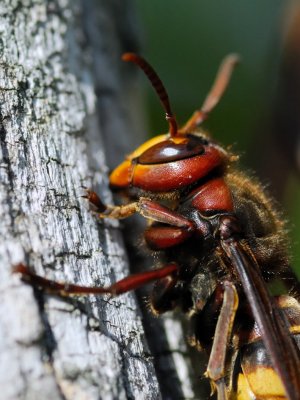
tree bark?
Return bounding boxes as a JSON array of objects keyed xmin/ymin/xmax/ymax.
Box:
[{"xmin": 0, "ymin": 1, "xmax": 161, "ymax": 399}]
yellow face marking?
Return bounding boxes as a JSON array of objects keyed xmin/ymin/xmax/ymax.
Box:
[{"xmin": 109, "ymin": 160, "xmax": 132, "ymax": 187}]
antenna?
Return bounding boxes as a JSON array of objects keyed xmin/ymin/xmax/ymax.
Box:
[{"xmin": 122, "ymin": 53, "xmax": 178, "ymax": 137}]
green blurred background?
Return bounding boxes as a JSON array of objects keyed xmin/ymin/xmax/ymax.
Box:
[{"xmin": 135, "ymin": 0, "xmax": 300, "ymax": 275}]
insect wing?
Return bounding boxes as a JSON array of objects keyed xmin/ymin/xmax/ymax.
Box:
[{"xmin": 221, "ymin": 239, "xmax": 300, "ymax": 400}]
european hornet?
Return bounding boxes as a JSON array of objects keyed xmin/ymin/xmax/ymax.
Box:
[{"xmin": 15, "ymin": 53, "xmax": 300, "ymax": 399}]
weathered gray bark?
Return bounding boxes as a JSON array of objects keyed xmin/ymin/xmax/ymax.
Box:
[{"xmin": 0, "ymin": 1, "xmax": 161, "ymax": 399}]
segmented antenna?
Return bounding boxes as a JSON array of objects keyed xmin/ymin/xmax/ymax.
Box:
[
  {"xmin": 181, "ymin": 54, "xmax": 239, "ymax": 133},
  {"xmin": 122, "ymin": 53, "xmax": 178, "ymax": 137}
]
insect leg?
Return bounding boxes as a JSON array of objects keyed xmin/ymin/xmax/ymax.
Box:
[
  {"xmin": 83, "ymin": 189, "xmax": 138, "ymax": 218},
  {"xmin": 85, "ymin": 191, "xmax": 195, "ymax": 229},
  {"xmin": 82, "ymin": 189, "xmax": 107, "ymax": 212},
  {"xmin": 14, "ymin": 263, "xmax": 178, "ymax": 296},
  {"xmin": 149, "ymin": 265, "xmax": 191, "ymax": 314},
  {"xmin": 144, "ymin": 225, "xmax": 193, "ymax": 250},
  {"xmin": 206, "ymin": 281, "xmax": 239, "ymax": 400},
  {"xmin": 137, "ymin": 197, "xmax": 195, "ymax": 229}
]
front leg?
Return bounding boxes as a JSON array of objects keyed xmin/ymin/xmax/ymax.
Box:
[{"xmin": 85, "ymin": 190, "xmax": 195, "ymax": 229}]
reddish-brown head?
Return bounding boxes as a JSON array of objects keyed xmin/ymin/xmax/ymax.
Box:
[
  {"xmin": 110, "ymin": 53, "xmax": 239, "ymax": 192},
  {"xmin": 109, "ymin": 132, "xmax": 229, "ymax": 191}
]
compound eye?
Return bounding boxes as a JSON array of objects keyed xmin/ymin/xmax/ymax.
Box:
[{"xmin": 138, "ymin": 135, "xmax": 205, "ymax": 165}]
